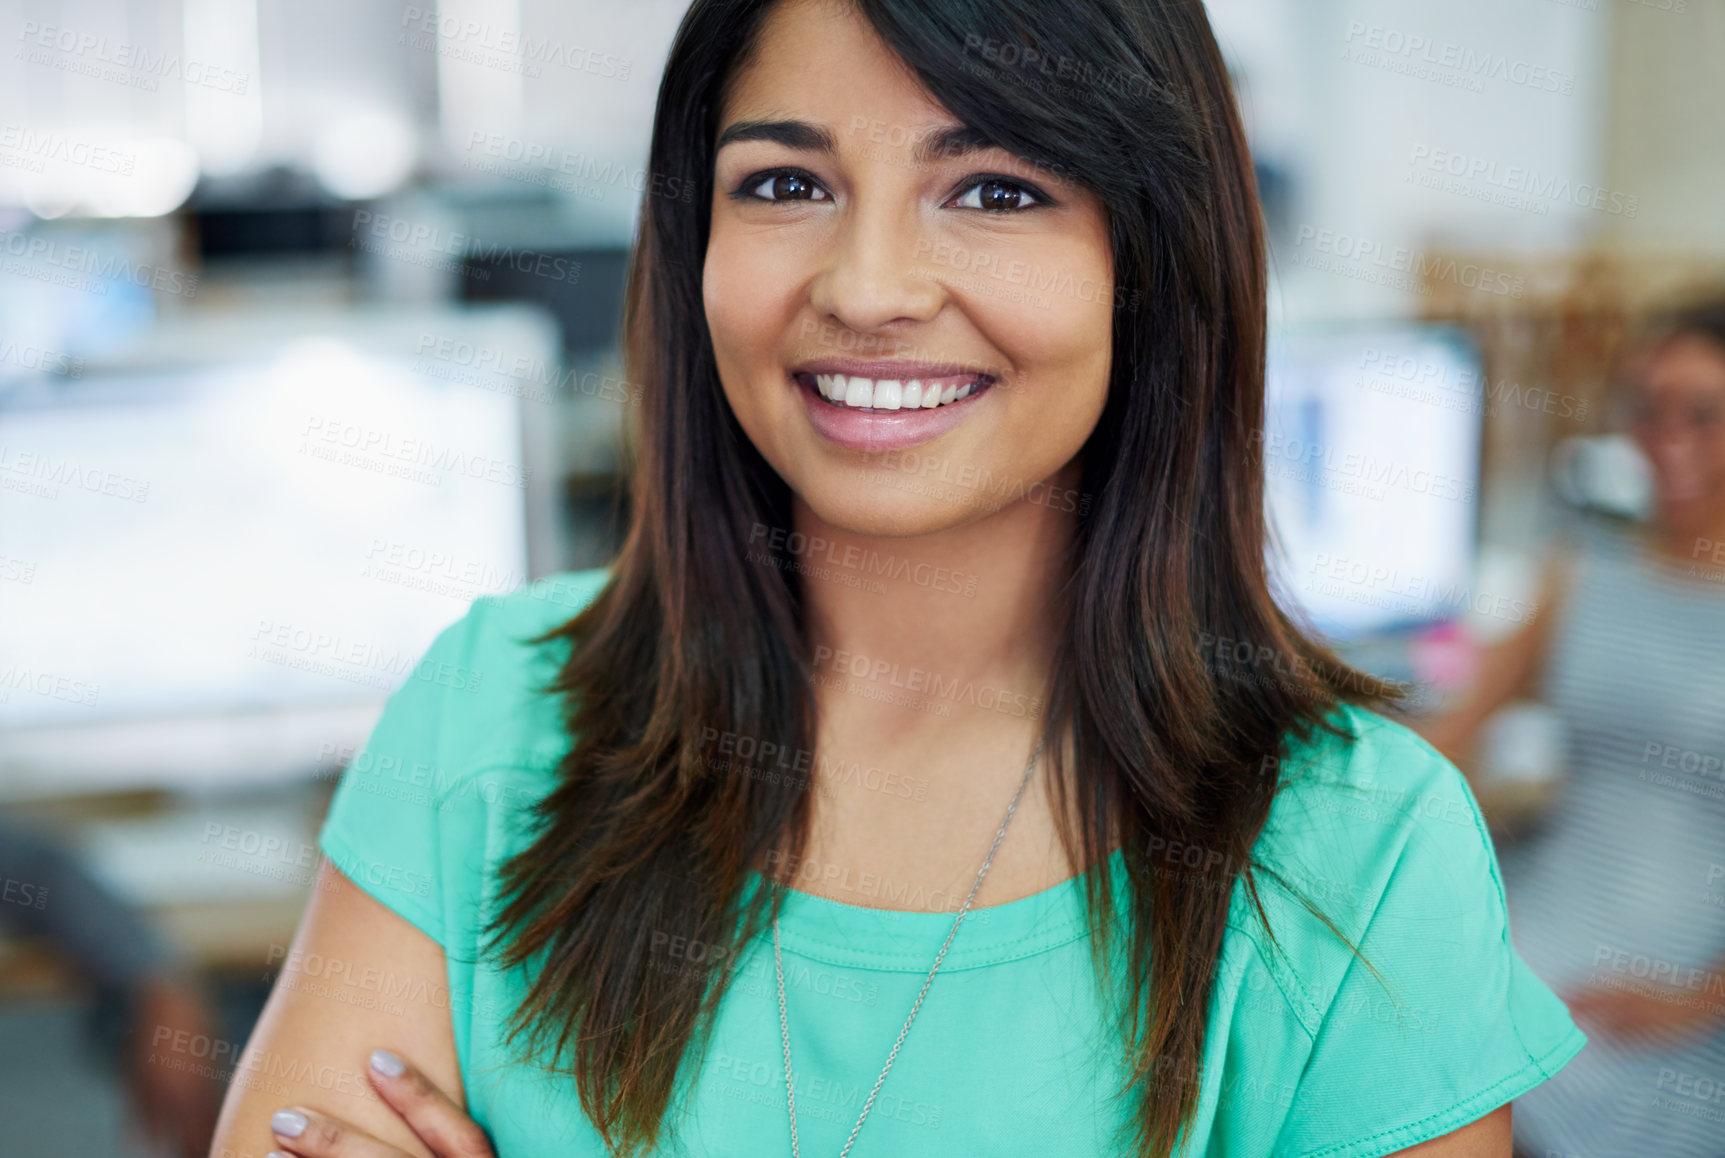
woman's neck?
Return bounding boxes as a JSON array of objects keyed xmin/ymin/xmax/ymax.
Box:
[
  {"xmin": 1646, "ymin": 503, "xmax": 1725, "ymax": 570},
  {"xmin": 793, "ymin": 462, "xmax": 1079, "ymax": 704}
]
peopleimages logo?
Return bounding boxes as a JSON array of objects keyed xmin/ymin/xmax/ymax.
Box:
[
  {"xmin": 0, "ymin": 229, "xmax": 198, "ymax": 297},
  {"xmin": 298, "ymin": 415, "xmax": 530, "ymax": 489},
  {"xmin": 1407, "ymin": 145, "xmax": 1638, "ymax": 218},
  {"xmin": 811, "ymin": 646, "xmax": 1041, "ymax": 718},
  {"xmin": 16, "ymin": 20, "xmax": 251, "ymax": 93},
  {"xmin": 1356, "ymin": 348, "xmax": 1589, "ymax": 421},
  {"xmin": 0, "ymin": 124, "xmax": 134, "ymax": 174},
  {"xmin": 1254, "ymin": 430, "xmax": 1477, "ymax": 504},
  {"xmin": 1306, "ymin": 553, "xmax": 1537, "ymax": 625},
  {"xmin": 462, "ymin": 132, "xmax": 693, "ymax": 203},
  {"xmin": 350, "ymin": 211, "xmax": 581, "ymax": 285},
  {"xmin": 746, "ymin": 523, "xmax": 980, "ymax": 597},
  {"xmin": 1290, "ymin": 225, "xmax": 1524, "ymax": 299},
  {"xmin": 397, "ymin": 7, "xmax": 632, "ymax": 80},
  {"xmin": 248, "ymin": 619, "xmax": 483, "ymax": 695},
  {"xmin": 0, "ymin": 443, "xmax": 149, "ymax": 502},
  {"xmin": 0, "ymin": 664, "xmax": 100, "ymax": 707},
  {"xmin": 0, "ymin": 338, "xmax": 83, "ymax": 377},
  {"xmin": 1341, "ymin": 22, "xmax": 1576, "ymax": 95}
]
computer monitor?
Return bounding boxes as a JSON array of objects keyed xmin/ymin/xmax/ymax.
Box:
[
  {"xmin": 0, "ymin": 305, "xmax": 561, "ymax": 799},
  {"xmin": 1263, "ymin": 323, "xmax": 1484, "ymax": 641}
]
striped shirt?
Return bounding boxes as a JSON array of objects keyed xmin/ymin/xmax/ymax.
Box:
[{"xmin": 1503, "ymin": 514, "xmax": 1725, "ymax": 1156}]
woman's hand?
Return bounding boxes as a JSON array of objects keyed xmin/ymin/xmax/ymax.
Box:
[
  {"xmin": 128, "ymin": 974, "xmax": 224, "ymax": 1158},
  {"xmin": 266, "ymin": 1049, "xmax": 494, "ymax": 1158},
  {"xmin": 1564, "ymin": 982, "xmax": 1725, "ymax": 1046}
]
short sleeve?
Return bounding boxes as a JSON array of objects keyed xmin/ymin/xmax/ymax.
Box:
[
  {"xmin": 315, "ymin": 569, "xmax": 609, "ymax": 953},
  {"xmin": 1257, "ymin": 710, "xmax": 1587, "ymax": 1158},
  {"xmin": 315, "ymin": 606, "xmax": 482, "ymax": 947}
]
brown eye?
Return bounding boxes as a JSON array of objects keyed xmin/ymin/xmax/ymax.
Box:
[
  {"xmin": 746, "ymin": 172, "xmax": 828, "ymax": 202},
  {"xmin": 951, "ymin": 178, "xmax": 1039, "ymax": 212}
]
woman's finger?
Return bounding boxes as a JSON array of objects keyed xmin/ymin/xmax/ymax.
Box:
[
  {"xmin": 365, "ymin": 1048, "xmax": 496, "ymax": 1158},
  {"xmin": 267, "ymin": 1105, "xmax": 411, "ymax": 1158}
]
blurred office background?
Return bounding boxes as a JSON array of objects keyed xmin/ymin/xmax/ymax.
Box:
[{"xmin": 0, "ymin": 0, "xmax": 1721, "ymax": 1153}]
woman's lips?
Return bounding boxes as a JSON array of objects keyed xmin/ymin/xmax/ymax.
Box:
[{"xmin": 791, "ymin": 371, "xmax": 993, "ymax": 451}]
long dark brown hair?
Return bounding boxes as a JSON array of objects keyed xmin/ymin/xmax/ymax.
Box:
[{"xmin": 487, "ymin": 0, "xmax": 1400, "ymax": 1153}]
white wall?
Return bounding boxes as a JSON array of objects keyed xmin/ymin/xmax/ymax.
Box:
[
  {"xmin": 1210, "ymin": 0, "xmax": 1610, "ymax": 321},
  {"xmin": 1599, "ymin": 0, "xmax": 1725, "ymax": 256}
]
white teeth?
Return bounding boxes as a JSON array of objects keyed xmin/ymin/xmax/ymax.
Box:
[{"xmin": 810, "ymin": 373, "xmax": 983, "ymax": 409}]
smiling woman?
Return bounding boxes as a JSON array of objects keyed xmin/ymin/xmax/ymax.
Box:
[
  {"xmin": 704, "ymin": 43, "xmax": 1112, "ymax": 512},
  {"xmin": 209, "ymin": 1, "xmax": 1583, "ymax": 1156}
]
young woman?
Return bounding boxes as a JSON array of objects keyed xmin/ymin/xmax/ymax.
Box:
[
  {"xmin": 211, "ymin": 0, "xmax": 1584, "ymax": 1154},
  {"xmin": 1418, "ymin": 302, "xmax": 1725, "ymax": 1158}
]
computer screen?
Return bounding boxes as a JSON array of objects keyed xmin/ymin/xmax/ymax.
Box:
[
  {"xmin": 1264, "ymin": 323, "xmax": 1484, "ymax": 640},
  {"xmin": 0, "ymin": 315, "xmax": 551, "ymax": 796}
]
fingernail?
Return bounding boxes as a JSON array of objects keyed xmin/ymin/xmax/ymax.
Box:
[
  {"xmin": 271, "ymin": 1109, "xmax": 307, "ymax": 1137},
  {"xmin": 370, "ymin": 1048, "xmax": 405, "ymax": 1076}
]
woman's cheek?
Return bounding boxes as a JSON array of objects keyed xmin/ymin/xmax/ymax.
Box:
[
  {"xmin": 972, "ymin": 283, "xmax": 1111, "ymax": 421},
  {"xmin": 706, "ymin": 236, "xmax": 797, "ymax": 369},
  {"xmin": 958, "ymin": 234, "xmax": 1112, "ymax": 342},
  {"xmin": 702, "ymin": 236, "xmax": 751, "ymax": 354}
]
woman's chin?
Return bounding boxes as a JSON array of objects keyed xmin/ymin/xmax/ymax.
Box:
[
  {"xmin": 1658, "ymin": 495, "xmax": 1725, "ymax": 537},
  {"xmin": 792, "ymin": 486, "xmax": 996, "ymax": 540}
]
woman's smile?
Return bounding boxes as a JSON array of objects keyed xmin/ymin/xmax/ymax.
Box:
[{"xmin": 788, "ymin": 357, "xmax": 998, "ymax": 449}]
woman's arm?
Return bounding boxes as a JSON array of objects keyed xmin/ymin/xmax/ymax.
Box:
[
  {"xmin": 209, "ymin": 861, "xmax": 464, "ymax": 1158},
  {"xmin": 228, "ymin": 1049, "xmax": 1515, "ymax": 1158},
  {"xmin": 1414, "ymin": 553, "xmax": 1573, "ymax": 776},
  {"xmin": 1388, "ymin": 1104, "xmax": 1512, "ymax": 1156}
]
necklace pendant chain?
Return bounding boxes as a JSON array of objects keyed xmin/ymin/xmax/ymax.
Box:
[{"xmin": 771, "ymin": 735, "xmax": 1046, "ymax": 1158}]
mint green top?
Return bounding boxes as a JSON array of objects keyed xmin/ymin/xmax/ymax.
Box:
[{"xmin": 317, "ymin": 569, "xmax": 1585, "ymax": 1157}]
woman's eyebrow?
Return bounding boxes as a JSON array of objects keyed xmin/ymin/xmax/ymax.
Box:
[
  {"xmin": 715, "ymin": 119, "xmax": 836, "ymax": 153},
  {"xmin": 713, "ymin": 119, "xmax": 1000, "ymax": 166},
  {"xmin": 912, "ymin": 125, "xmax": 995, "ymax": 164}
]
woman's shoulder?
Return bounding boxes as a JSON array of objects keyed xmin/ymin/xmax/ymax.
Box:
[
  {"xmin": 350, "ymin": 567, "xmax": 612, "ymax": 800},
  {"xmin": 476, "ymin": 567, "xmax": 614, "ymax": 641},
  {"xmin": 447, "ymin": 566, "xmax": 612, "ymax": 768},
  {"xmin": 1263, "ymin": 701, "xmax": 1483, "ymax": 837},
  {"xmin": 465, "ymin": 566, "xmax": 614, "ymax": 655},
  {"xmin": 1208, "ymin": 704, "xmax": 1587, "ymax": 1153},
  {"xmin": 1225, "ymin": 702, "xmax": 1506, "ymax": 1034},
  {"xmin": 315, "ymin": 568, "xmax": 612, "ymax": 942}
]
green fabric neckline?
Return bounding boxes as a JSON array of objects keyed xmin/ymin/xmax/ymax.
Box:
[{"xmin": 740, "ymin": 846, "xmax": 1131, "ymax": 973}]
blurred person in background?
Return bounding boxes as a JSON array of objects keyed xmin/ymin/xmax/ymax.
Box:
[
  {"xmin": 0, "ymin": 814, "xmax": 222, "ymax": 1157},
  {"xmin": 1418, "ymin": 300, "xmax": 1725, "ymax": 1158}
]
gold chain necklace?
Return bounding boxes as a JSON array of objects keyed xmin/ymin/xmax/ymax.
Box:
[{"xmin": 770, "ymin": 735, "xmax": 1046, "ymax": 1157}]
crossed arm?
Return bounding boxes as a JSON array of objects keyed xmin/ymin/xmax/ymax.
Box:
[
  {"xmin": 210, "ymin": 860, "xmax": 1512, "ymax": 1158},
  {"xmin": 209, "ymin": 860, "xmax": 461, "ymax": 1158}
]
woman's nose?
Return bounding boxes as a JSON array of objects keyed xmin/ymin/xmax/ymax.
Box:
[
  {"xmin": 806, "ymin": 203, "xmax": 945, "ymax": 334},
  {"xmin": 1643, "ymin": 428, "xmax": 1705, "ymax": 494}
]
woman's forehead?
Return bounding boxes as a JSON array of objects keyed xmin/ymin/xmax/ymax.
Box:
[
  {"xmin": 720, "ymin": 0, "xmax": 942, "ymax": 126},
  {"xmin": 1627, "ymin": 332, "xmax": 1725, "ymax": 406}
]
